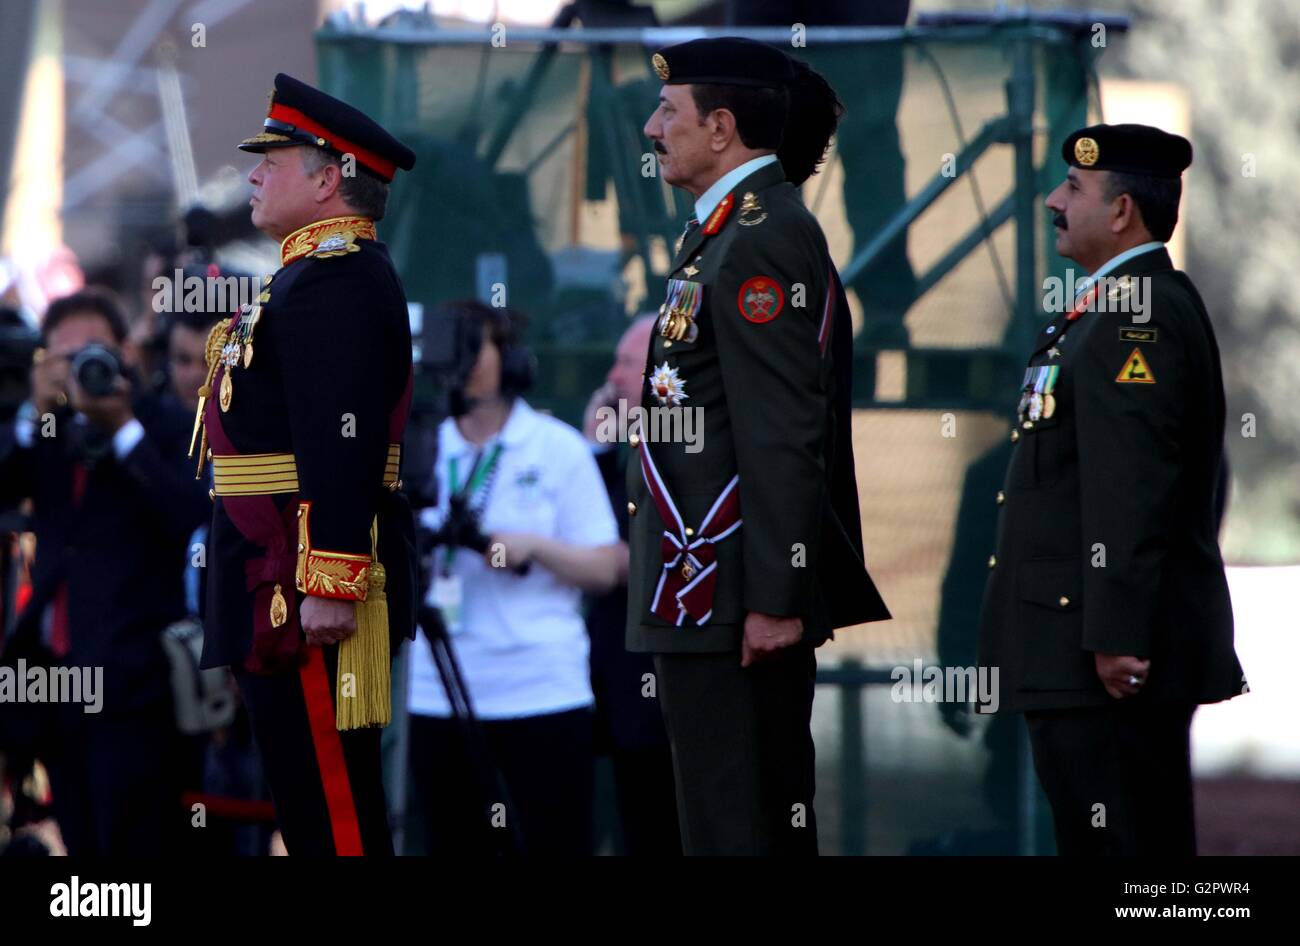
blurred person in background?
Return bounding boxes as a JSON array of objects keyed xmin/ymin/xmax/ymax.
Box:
[
  {"xmin": 581, "ymin": 313, "xmax": 681, "ymax": 856},
  {"xmin": 0, "ymin": 287, "xmax": 210, "ymax": 854},
  {"xmin": 407, "ymin": 300, "xmax": 621, "ymax": 856}
]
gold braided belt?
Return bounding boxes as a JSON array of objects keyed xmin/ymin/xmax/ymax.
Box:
[{"xmin": 212, "ymin": 443, "xmax": 402, "ymax": 496}]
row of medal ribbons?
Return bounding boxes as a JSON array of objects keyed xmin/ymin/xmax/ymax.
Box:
[{"xmin": 1019, "ymin": 364, "xmax": 1060, "ymax": 422}]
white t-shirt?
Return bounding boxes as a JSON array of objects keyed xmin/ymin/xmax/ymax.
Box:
[{"xmin": 406, "ymin": 399, "xmax": 618, "ymax": 719}]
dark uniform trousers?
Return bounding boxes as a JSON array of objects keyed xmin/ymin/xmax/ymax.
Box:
[
  {"xmin": 653, "ymin": 645, "xmax": 818, "ymax": 856},
  {"xmin": 1026, "ymin": 700, "xmax": 1197, "ymax": 856},
  {"xmin": 234, "ymin": 644, "xmax": 392, "ymax": 856}
]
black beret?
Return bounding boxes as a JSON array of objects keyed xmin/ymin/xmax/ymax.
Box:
[
  {"xmin": 652, "ymin": 37, "xmax": 795, "ymax": 89},
  {"xmin": 1062, "ymin": 123, "xmax": 1192, "ymax": 178},
  {"xmin": 238, "ymin": 73, "xmax": 415, "ymax": 181}
]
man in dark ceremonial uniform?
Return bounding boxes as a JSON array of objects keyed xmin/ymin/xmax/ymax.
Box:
[
  {"xmin": 629, "ymin": 38, "xmax": 890, "ymax": 855},
  {"xmin": 977, "ymin": 124, "xmax": 1245, "ymax": 855},
  {"xmin": 195, "ymin": 74, "xmax": 418, "ymax": 855}
]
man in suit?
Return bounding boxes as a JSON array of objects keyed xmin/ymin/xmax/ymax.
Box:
[
  {"xmin": 977, "ymin": 124, "xmax": 1245, "ymax": 855},
  {"xmin": 0, "ymin": 288, "xmax": 210, "ymax": 854},
  {"xmin": 629, "ymin": 38, "xmax": 890, "ymax": 855},
  {"xmin": 195, "ymin": 74, "xmax": 418, "ymax": 855}
]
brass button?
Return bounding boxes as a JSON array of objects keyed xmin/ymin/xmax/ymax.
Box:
[
  {"xmin": 1010, "ymin": 429, "xmax": 1020, "ymax": 443},
  {"xmin": 627, "ymin": 501, "xmax": 637, "ymax": 516},
  {"xmin": 987, "ymin": 554, "xmax": 997, "ymax": 569},
  {"xmin": 208, "ymin": 488, "xmax": 215, "ymax": 500},
  {"xmin": 996, "ymin": 490, "xmax": 1005, "ymax": 505},
  {"xmin": 684, "ymin": 527, "xmax": 695, "ymax": 538},
  {"xmin": 297, "ymin": 543, "xmax": 305, "ymax": 552},
  {"xmin": 207, "ymin": 448, "xmax": 213, "ymax": 460},
  {"xmin": 664, "ymin": 340, "xmax": 673, "ymax": 348},
  {"xmin": 629, "ymin": 433, "xmax": 640, "ymax": 448},
  {"xmin": 1058, "ymin": 596, "xmax": 1070, "ymax": 607},
  {"xmin": 1022, "ymin": 420, "xmax": 1035, "ymax": 430},
  {"xmin": 297, "ymin": 508, "xmax": 303, "ymax": 518}
]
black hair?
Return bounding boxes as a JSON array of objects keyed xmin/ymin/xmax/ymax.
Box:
[
  {"xmin": 301, "ymin": 146, "xmax": 391, "ymax": 221},
  {"xmin": 1104, "ymin": 171, "xmax": 1182, "ymax": 242},
  {"xmin": 437, "ymin": 299, "xmax": 528, "ymax": 352},
  {"xmin": 42, "ymin": 288, "xmax": 129, "ymax": 345},
  {"xmin": 689, "ymin": 83, "xmax": 790, "ymax": 152},
  {"xmin": 779, "ymin": 59, "xmax": 844, "ymax": 186}
]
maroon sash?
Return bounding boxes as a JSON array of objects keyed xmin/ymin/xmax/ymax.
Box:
[
  {"xmin": 204, "ymin": 351, "xmax": 415, "ymax": 674},
  {"xmin": 205, "ymin": 358, "xmax": 304, "ymax": 674},
  {"xmin": 637, "ymin": 441, "xmax": 742, "ymax": 626}
]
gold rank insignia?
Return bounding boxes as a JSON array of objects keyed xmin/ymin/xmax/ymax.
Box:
[
  {"xmin": 652, "ymin": 53, "xmax": 670, "ymax": 81},
  {"xmin": 1074, "ymin": 136, "xmax": 1100, "ymax": 166},
  {"xmin": 738, "ymin": 191, "xmax": 767, "ymax": 227},
  {"xmin": 1107, "ymin": 274, "xmax": 1134, "ymax": 305}
]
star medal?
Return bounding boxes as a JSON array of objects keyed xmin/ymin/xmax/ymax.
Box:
[{"xmin": 648, "ymin": 362, "xmax": 688, "ymax": 406}]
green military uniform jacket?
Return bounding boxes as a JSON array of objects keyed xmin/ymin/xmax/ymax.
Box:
[
  {"xmin": 625, "ymin": 158, "xmax": 888, "ymax": 654},
  {"xmin": 977, "ymin": 245, "xmax": 1243, "ymax": 712}
]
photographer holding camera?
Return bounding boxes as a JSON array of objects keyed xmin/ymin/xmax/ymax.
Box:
[
  {"xmin": 0, "ymin": 288, "xmax": 209, "ymax": 855},
  {"xmin": 407, "ymin": 300, "xmax": 622, "ymax": 856}
]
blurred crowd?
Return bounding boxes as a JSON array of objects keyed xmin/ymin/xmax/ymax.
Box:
[{"xmin": 0, "ymin": 242, "xmax": 681, "ymax": 856}]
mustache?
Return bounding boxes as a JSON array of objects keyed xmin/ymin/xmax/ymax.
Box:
[{"xmin": 1052, "ymin": 213, "xmax": 1068, "ymax": 230}]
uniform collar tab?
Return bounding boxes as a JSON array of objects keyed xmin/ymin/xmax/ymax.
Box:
[
  {"xmin": 279, "ymin": 214, "xmax": 376, "ymax": 266},
  {"xmin": 1075, "ymin": 241, "xmax": 1165, "ymax": 297},
  {"xmin": 694, "ymin": 154, "xmax": 779, "ymax": 225}
]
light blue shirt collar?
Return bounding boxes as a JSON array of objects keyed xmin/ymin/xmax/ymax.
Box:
[
  {"xmin": 694, "ymin": 154, "xmax": 778, "ymax": 226},
  {"xmin": 1075, "ymin": 241, "xmax": 1165, "ymax": 297}
]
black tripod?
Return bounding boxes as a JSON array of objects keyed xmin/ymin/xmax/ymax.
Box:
[{"xmin": 414, "ymin": 557, "xmax": 527, "ymax": 856}]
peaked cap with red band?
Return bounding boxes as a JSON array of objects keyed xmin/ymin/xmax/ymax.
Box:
[{"xmin": 238, "ymin": 73, "xmax": 415, "ymax": 182}]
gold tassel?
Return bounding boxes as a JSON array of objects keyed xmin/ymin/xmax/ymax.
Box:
[{"xmin": 336, "ymin": 517, "xmax": 390, "ymax": 730}]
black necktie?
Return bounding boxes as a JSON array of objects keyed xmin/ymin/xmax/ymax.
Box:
[{"xmin": 676, "ymin": 216, "xmax": 699, "ymax": 253}]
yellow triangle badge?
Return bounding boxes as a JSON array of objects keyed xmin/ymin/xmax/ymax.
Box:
[{"xmin": 1116, "ymin": 347, "xmax": 1156, "ymax": 384}]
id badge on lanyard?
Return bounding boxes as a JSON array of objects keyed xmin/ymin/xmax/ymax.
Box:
[{"xmin": 431, "ymin": 441, "xmax": 504, "ymax": 634}]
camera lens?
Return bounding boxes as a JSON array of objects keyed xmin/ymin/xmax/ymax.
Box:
[{"xmin": 72, "ymin": 344, "xmax": 123, "ymax": 398}]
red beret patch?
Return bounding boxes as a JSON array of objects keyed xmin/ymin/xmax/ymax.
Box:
[{"xmin": 737, "ymin": 276, "xmax": 784, "ymax": 324}]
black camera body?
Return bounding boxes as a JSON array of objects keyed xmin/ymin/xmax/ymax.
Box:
[
  {"xmin": 71, "ymin": 343, "xmax": 125, "ymax": 399},
  {"xmin": 424, "ymin": 492, "xmax": 491, "ymax": 557}
]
